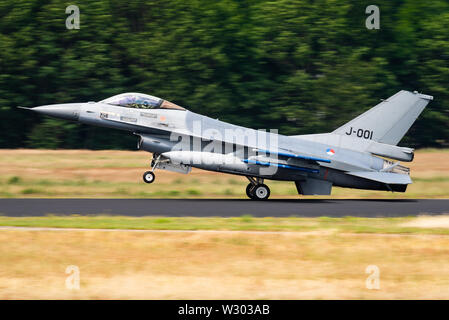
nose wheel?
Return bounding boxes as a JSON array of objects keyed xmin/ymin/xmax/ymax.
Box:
[
  {"xmin": 143, "ymin": 171, "xmax": 155, "ymax": 184},
  {"xmin": 143, "ymin": 154, "xmax": 160, "ymax": 184},
  {"xmin": 246, "ymin": 177, "xmax": 270, "ymax": 200}
]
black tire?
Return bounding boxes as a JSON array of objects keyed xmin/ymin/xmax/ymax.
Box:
[
  {"xmin": 143, "ymin": 171, "xmax": 155, "ymax": 184},
  {"xmin": 252, "ymin": 184, "xmax": 270, "ymax": 200},
  {"xmin": 246, "ymin": 183, "xmax": 256, "ymax": 199}
]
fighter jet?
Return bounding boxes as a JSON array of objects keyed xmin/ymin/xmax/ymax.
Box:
[{"xmin": 19, "ymin": 90, "xmax": 433, "ymax": 200}]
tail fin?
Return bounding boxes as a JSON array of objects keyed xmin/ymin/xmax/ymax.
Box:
[{"xmin": 332, "ymin": 90, "xmax": 433, "ymax": 145}]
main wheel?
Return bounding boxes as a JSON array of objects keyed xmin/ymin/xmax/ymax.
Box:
[
  {"xmin": 246, "ymin": 183, "xmax": 256, "ymax": 199},
  {"xmin": 143, "ymin": 171, "xmax": 155, "ymax": 184},
  {"xmin": 252, "ymin": 184, "xmax": 270, "ymax": 200}
]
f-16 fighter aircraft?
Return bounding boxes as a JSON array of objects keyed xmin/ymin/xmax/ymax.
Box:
[{"xmin": 20, "ymin": 90, "xmax": 433, "ymax": 200}]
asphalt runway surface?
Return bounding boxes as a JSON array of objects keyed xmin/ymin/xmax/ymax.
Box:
[{"xmin": 0, "ymin": 199, "xmax": 448, "ymax": 217}]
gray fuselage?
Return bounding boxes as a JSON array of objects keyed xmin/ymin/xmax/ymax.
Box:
[{"xmin": 74, "ymin": 101, "xmax": 395, "ymax": 192}]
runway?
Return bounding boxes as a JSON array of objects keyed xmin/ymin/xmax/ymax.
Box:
[{"xmin": 0, "ymin": 199, "xmax": 448, "ymax": 217}]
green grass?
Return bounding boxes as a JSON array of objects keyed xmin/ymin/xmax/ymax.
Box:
[
  {"xmin": 0, "ymin": 215, "xmax": 449, "ymax": 235},
  {"xmin": 7, "ymin": 176, "xmax": 22, "ymax": 185},
  {"xmin": 0, "ymin": 149, "xmax": 448, "ymax": 199},
  {"xmin": 20, "ymin": 188, "xmax": 44, "ymax": 195},
  {"xmin": 186, "ymin": 189, "xmax": 202, "ymax": 195},
  {"xmin": 413, "ymin": 177, "xmax": 449, "ymax": 182}
]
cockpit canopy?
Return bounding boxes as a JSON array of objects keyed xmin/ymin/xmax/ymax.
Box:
[{"xmin": 100, "ymin": 93, "xmax": 185, "ymax": 110}]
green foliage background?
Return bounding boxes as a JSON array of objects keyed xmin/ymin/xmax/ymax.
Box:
[{"xmin": 0, "ymin": 0, "xmax": 448, "ymax": 149}]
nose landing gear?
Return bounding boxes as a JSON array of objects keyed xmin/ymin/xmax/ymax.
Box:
[
  {"xmin": 246, "ymin": 177, "xmax": 270, "ymax": 200},
  {"xmin": 143, "ymin": 154, "xmax": 161, "ymax": 184}
]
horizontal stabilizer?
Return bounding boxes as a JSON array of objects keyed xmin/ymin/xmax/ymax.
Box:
[
  {"xmin": 347, "ymin": 171, "xmax": 412, "ymax": 184},
  {"xmin": 293, "ymin": 133, "xmax": 415, "ymax": 161}
]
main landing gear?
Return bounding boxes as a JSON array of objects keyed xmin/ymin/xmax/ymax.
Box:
[
  {"xmin": 143, "ymin": 154, "xmax": 161, "ymax": 184},
  {"xmin": 246, "ymin": 177, "xmax": 270, "ymax": 200},
  {"xmin": 142, "ymin": 155, "xmax": 271, "ymax": 200}
]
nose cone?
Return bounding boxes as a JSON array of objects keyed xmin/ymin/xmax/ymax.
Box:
[{"xmin": 31, "ymin": 103, "xmax": 81, "ymax": 121}]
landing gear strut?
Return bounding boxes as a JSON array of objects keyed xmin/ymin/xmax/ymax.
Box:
[
  {"xmin": 246, "ymin": 177, "xmax": 270, "ymax": 200},
  {"xmin": 143, "ymin": 154, "xmax": 161, "ymax": 184}
]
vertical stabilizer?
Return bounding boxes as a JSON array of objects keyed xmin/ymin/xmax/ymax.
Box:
[{"xmin": 332, "ymin": 90, "xmax": 433, "ymax": 145}]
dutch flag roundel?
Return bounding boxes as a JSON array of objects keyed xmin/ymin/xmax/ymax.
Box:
[{"xmin": 326, "ymin": 148, "xmax": 335, "ymax": 156}]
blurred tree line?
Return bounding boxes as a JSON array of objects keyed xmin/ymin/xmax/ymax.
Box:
[{"xmin": 0, "ymin": 0, "xmax": 447, "ymax": 149}]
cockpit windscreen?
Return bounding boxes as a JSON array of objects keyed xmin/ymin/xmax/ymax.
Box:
[
  {"xmin": 101, "ymin": 93, "xmax": 185, "ymax": 110},
  {"xmin": 101, "ymin": 93, "xmax": 162, "ymax": 109}
]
